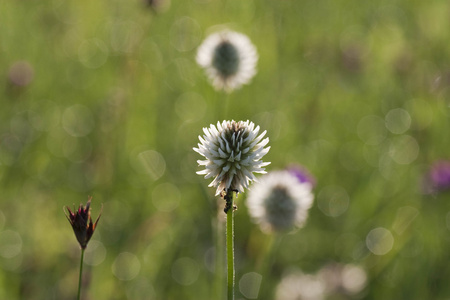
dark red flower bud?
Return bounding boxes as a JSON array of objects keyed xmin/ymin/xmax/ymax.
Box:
[{"xmin": 65, "ymin": 196, "xmax": 102, "ymax": 249}]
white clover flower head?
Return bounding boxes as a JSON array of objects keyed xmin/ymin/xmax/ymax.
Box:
[
  {"xmin": 194, "ymin": 120, "xmax": 270, "ymax": 196},
  {"xmin": 196, "ymin": 30, "xmax": 258, "ymax": 92},
  {"xmin": 246, "ymin": 171, "xmax": 314, "ymax": 233}
]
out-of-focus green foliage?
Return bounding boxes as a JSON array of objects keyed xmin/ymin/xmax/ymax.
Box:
[{"xmin": 1, "ymin": 0, "xmax": 450, "ymax": 299}]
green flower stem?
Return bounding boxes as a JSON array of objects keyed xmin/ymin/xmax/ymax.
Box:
[
  {"xmin": 77, "ymin": 248, "xmax": 85, "ymax": 300},
  {"xmin": 222, "ymin": 92, "xmax": 231, "ymax": 120},
  {"xmin": 225, "ymin": 190, "xmax": 235, "ymax": 300}
]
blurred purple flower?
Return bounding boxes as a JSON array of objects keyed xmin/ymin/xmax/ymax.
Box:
[
  {"xmin": 143, "ymin": 0, "xmax": 170, "ymax": 13},
  {"xmin": 8, "ymin": 61, "xmax": 34, "ymax": 87},
  {"xmin": 424, "ymin": 161, "xmax": 450, "ymax": 194},
  {"xmin": 287, "ymin": 164, "xmax": 316, "ymax": 187},
  {"xmin": 65, "ymin": 196, "xmax": 102, "ymax": 249}
]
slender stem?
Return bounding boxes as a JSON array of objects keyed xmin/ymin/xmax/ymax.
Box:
[
  {"xmin": 225, "ymin": 190, "xmax": 235, "ymax": 300},
  {"xmin": 77, "ymin": 248, "xmax": 85, "ymax": 300},
  {"xmin": 222, "ymin": 92, "xmax": 231, "ymax": 120}
]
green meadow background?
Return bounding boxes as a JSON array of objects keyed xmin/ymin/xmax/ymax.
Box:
[{"xmin": 1, "ymin": 0, "xmax": 450, "ymax": 299}]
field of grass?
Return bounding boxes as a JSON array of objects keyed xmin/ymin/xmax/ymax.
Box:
[{"xmin": 1, "ymin": 0, "xmax": 450, "ymax": 299}]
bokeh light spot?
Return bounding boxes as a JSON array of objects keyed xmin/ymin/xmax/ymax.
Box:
[
  {"xmin": 341, "ymin": 264, "xmax": 367, "ymax": 294},
  {"xmin": 239, "ymin": 272, "xmax": 262, "ymax": 299},
  {"xmin": 132, "ymin": 150, "xmax": 166, "ymax": 180},
  {"xmin": 171, "ymin": 257, "xmax": 199, "ymax": 286},
  {"xmin": 317, "ymin": 185, "xmax": 349, "ymax": 217},
  {"xmin": 366, "ymin": 227, "xmax": 394, "ymax": 255},
  {"xmin": 112, "ymin": 252, "xmax": 141, "ymax": 281},
  {"xmin": 385, "ymin": 108, "xmax": 411, "ymax": 134},
  {"xmin": 152, "ymin": 182, "xmax": 181, "ymax": 212},
  {"xmin": 389, "ymin": 135, "xmax": 419, "ymax": 165},
  {"xmin": 62, "ymin": 104, "xmax": 95, "ymax": 137},
  {"xmin": 84, "ymin": 240, "xmax": 107, "ymax": 266}
]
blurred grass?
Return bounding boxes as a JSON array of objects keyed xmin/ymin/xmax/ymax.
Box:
[{"xmin": 1, "ymin": 0, "xmax": 450, "ymax": 299}]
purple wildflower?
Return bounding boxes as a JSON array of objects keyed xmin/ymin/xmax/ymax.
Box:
[
  {"xmin": 424, "ymin": 161, "xmax": 450, "ymax": 194},
  {"xmin": 287, "ymin": 165, "xmax": 316, "ymax": 187}
]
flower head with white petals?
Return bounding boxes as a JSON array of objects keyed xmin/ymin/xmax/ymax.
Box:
[
  {"xmin": 246, "ymin": 171, "xmax": 314, "ymax": 233},
  {"xmin": 194, "ymin": 120, "xmax": 270, "ymax": 196},
  {"xmin": 196, "ymin": 30, "xmax": 258, "ymax": 92}
]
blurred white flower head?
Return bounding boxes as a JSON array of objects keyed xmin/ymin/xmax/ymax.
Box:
[
  {"xmin": 196, "ymin": 30, "xmax": 258, "ymax": 92},
  {"xmin": 318, "ymin": 262, "xmax": 367, "ymax": 295},
  {"xmin": 246, "ymin": 171, "xmax": 314, "ymax": 233},
  {"xmin": 276, "ymin": 270, "xmax": 325, "ymax": 300},
  {"xmin": 194, "ymin": 120, "xmax": 270, "ymax": 196}
]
